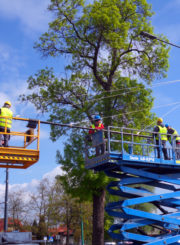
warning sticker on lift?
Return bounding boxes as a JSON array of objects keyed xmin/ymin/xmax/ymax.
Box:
[{"xmin": 123, "ymin": 154, "xmax": 155, "ymax": 163}]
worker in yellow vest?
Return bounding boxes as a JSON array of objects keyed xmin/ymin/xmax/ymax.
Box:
[
  {"xmin": 153, "ymin": 118, "xmax": 169, "ymax": 160},
  {"xmin": 0, "ymin": 101, "xmax": 13, "ymax": 147},
  {"xmin": 165, "ymin": 124, "xmax": 180, "ymax": 159}
]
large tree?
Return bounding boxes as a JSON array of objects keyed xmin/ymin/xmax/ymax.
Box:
[{"xmin": 21, "ymin": 0, "xmax": 169, "ymax": 244}]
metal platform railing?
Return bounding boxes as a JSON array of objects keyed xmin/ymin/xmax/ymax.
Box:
[
  {"xmin": 85, "ymin": 126, "xmax": 180, "ymax": 164},
  {"xmin": 0, "ymin": 117, "xmax": 40, "ymax": 169},
  {"xmin": 86, "ymin": 127, "xmax": 180, "ymax": 245},
  {"xmin": 0, "ymin": 116, "xmax": 40, "ymax": 149}
]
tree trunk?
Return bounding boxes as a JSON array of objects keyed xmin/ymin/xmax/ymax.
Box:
[
  {"xmin": 92, "ymin": 188, "xmax": 105, "ymax": 245},
  {"xmin": 66, "ymin": 224, "xmax": 69, "ymax": 245}
]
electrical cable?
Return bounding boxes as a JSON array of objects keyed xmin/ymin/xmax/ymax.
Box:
[
  {"xmin": 139, "ymin": 104, "xmax": 180, "ymax": 132},
  {"xmin": 160, "ymin": 104, "xmax": 180, "ymax": 120},
  {"xmin": 16, "ymin": 100, "xmax": 180, "ymax": 135},
  {"xmin": 65, "ymin": 79, "xmax": 180, "ymax": 101},
  {"xmin": 63, "ymin": 101, "xmax": 180, "ymax": 126},
  {"xmin": 102, "ymin": 101, "xmax": 180, "ymax": 120},
  {"xmin": 27, "ymin": 78, "xmax": 180, "ymax": 128},
  {"xmin": 69, "ymin": 79, "xmax": 180, "ymax": 107},
  {"xmin": 86, "ymin": 79, "xmax": 180, "ymax": 102}
]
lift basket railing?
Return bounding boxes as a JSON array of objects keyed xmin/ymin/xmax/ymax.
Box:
[
  {"xmin": 0, "ymin": 116, "xmax": 40, "ymax": 150},
  {"xmin": 86, "ymin": 126, "xmax": 180, "ymax": 162}
]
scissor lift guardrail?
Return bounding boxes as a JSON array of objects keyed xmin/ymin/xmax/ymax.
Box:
[{"xmin": 85, "ymin": 127, "xmax": 180, "ymax": 245}]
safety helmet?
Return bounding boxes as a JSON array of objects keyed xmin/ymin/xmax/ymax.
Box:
[
  {"xmin": 165, "ymin": 124, "xmax": 169, "ymax": 128},
  {"xmin": 94, "ymin": 115, "xmax": 101, "ymax": 121},
  {"xmin": 157, "ymin": 117, "xmax": 163, "ymax": 123},
  {"xmin": 4, "ymin": 101, "xmax": 11, "ymax": 107}
]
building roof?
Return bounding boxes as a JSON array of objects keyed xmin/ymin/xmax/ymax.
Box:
[
  {"xmin": 49, "ymin": 225, "xmax": 73, "ymax": 236},
  {"xmin": 0, "ymin": 218, "xmax": 23, "ymax": 231}
]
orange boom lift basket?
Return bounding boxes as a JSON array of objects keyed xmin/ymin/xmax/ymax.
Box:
[{"xmin": 0, "ymin": 117, "xmax": 40, "ymax": 169}]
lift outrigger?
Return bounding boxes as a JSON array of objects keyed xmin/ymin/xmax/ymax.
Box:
[{"xmin": 85, "ymin": 127, "xmax": 180, "ymax": 245}]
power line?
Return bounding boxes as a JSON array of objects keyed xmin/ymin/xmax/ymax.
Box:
[
  {"xmin": 160, "ymin": 104, "xmax": 180, "ymax": 120},
  {"xmin": 53, "ymin": 100, "xmax": 180, "ymax": 127},
  {"xmin": 141, "ymin": 104, "xmax": 180, "ymax": 131},
  {"xmin": 85, "ymin": 80, "xmax": 180, "ymax": 103},
  {"xmin": 70, "ymin": 79, "xmax": 180, "ymax": 106},
  {"xmin": 20, "ymin": 100, "xmax": 180, "ymax": 134},
  {"xmin": 69, "ymin": 79, "xmax": 180, "ymax": 100},
  {"xmin": 102, "ymin": 101, "xmax": 180, "ymax": 121}
]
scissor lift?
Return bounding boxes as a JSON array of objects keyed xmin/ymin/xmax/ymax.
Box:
[
  {"xmin": 0, "ymin": 117, "xmax": 40, "ymax": 169},
  {"xmin": 85, "ymin": 127, "xmax": 180, "ymax": 245}
]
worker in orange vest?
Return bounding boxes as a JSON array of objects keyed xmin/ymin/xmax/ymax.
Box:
[{"xmin": 89, "ymin": 115, "xmax": 105, "ymax": 155}]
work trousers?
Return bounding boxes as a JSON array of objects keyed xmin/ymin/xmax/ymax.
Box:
[
  {"xmin": 0, "ymin": 127, "xmax": 10, "ymax": 147},
  {"xmin": 95, "ymin": 143, "xmax": 105, "ymax": 156},
  {"xmin": 156, "ymin": 140, "xmax": 169, "ymax": 160},
  {"xmin": 176, "ymin": 142, "xmax": 180, "ymax": 159}
]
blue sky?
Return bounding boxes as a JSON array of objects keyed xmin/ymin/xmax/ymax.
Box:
[
  {"xmin": 0, "ymin": 0, "xmax": 180, "ymax": 190},
  {"xmin": 0, "ymin": 0, "xmax": 63, "ymax": 189},
  {"xmin": 150, "ymin": 0, "xmax": 180, "ymax": 132}
]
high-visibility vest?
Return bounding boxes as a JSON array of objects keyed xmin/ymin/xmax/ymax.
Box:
[
  {"xmin": 156, "ymin": 125, "xmax": 167, "ymax": 141},
  {"xmin": 0, "ymin": 107, "xmax": 13, "ymax": 128},
  {"xmin": 91, "ymin": 123, "xmax": 103, "ymax": 132},
  {"xmin": 171, "ymin": 128, "xmax": 180, "ymax": 142}
]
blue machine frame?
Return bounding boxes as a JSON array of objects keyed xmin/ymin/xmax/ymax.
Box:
[{"xmin": 85, "ymin": 127, "xmax": 180, "ymax": 245}]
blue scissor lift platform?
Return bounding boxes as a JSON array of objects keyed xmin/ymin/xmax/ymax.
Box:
[{"xmin": 85, "ymin": 127, "xmax": 180, "ymax": 245}]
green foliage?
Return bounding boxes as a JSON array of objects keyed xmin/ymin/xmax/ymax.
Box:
[
  {"xmin": 31, "ymin": 220, "xmax": 38, "ymax": 236},
  {"xmin": 28, "ymin": 179, "xmax": 93, "ymax": 244},
  {"xmin": 35, "ymin": 0, "xmax": 169, "ymax": 84},
  {"xmin": 37, "ymin": 215, "xmax": 48, "ymax": 240},
  {"xmin": 56, "ymin": 132, "xmax": 109, "ymax": 200},
  {"xmin": 20, "ymin": 0, "xmax": 169, "ymax": 133},
  {"xmin": 20, "ymin": 0, "xmax": 170, "ymax": 243}
]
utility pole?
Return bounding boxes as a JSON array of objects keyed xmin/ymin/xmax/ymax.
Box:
[
  {"xmin": 81, "ymin": 217, "xmax": 84, "ymax": 245},
  {"xmin": 4, "ymin": 168, "xmax": 9, "ymax": 231},
  {"xmin": 80, "ymin": 204, "xmax": 84, "ymax": 245}
]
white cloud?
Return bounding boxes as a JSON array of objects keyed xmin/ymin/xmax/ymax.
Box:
[
  {"xmin": 0, "ymin": 0, "xmax": 51, "ymax": 34},
  {"xmin": 43, "ymin": 166, "xmax": 64, "ymax": 180},
  {"xmin": 0, "ymin": 166, "xmax": 63, "ymax": 202}
]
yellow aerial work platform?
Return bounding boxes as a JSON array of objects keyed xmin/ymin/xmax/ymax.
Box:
[{"xmin": 0, "ymin": 117, "xmax": 40, "ymax": 169}]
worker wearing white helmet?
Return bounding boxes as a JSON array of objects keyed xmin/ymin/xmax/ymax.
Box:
[
  {"xmin": 0, "ymin": 101, "xmax": 13, "ymax": 147},
  {"xmin": 153, "ymin": 118, "xmax": 169, "ymax": 160}
]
